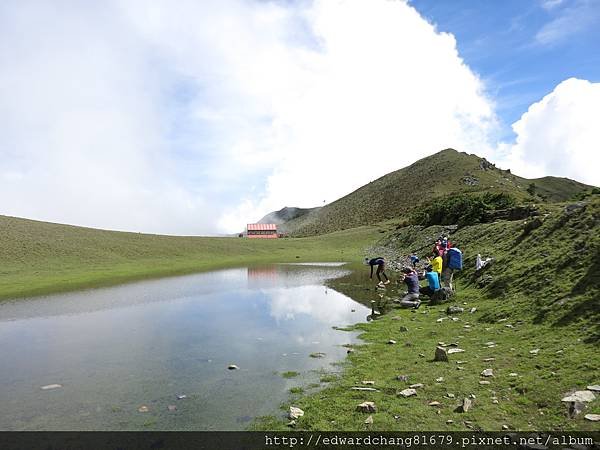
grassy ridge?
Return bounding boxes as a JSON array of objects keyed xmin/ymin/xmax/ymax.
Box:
[
  {"xmin": 283, "ymin": 149, "xmax": 592, "ymax": 236},
  {"xmin": 253, "ymin": 197, "xmax": 600, "ymax": 431},
  {"xmin": 0, "ymin": 214, "xmax": 380, "ymax": 300}
]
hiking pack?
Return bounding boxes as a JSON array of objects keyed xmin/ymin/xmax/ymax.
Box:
[{"xmin": 447, "ymin": 247, "xmax": 463, "ymax": 270}]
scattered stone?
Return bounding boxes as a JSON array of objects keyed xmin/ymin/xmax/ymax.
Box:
[
  {"xmin": 457, "ymin": 366, "xmax": 464, "ymax": 370},
  {"xmin": 455, "ymin": 360, "xmax": 467, "ymax": 364},
  {"xmin": 447, "ymin": 348, "xmax": 465, "ymax": 354},
  {"xmin": 483, "ymin": 358, "xmax": 495, "ymax": 362},
  {"xmin": 351, "ymin": 387, "xmax": 378, "ymax": 392},
  {"xmin": 479, "ymin": 381, "xmax": 491, "ymax": 385},
  {"xmin": 509, "ymin": 373, "xmax": 518, "ymax": 377},
  {"xmin": 364, "ymin": 415, "xmax": 374, "ymax": 425},
  {"xmin": 167, "ymin": 405, "xmax": 177, "ymax": 412},
  {"xmin": 470, "ymin": 394, "xmax": 476, "ymax": 399},
  {"xmin": 446, "ymin": 393, "xmax": 455, "ymax": 398},
  {"xmin": 356, "ymin": 402, "xmax": 377, "ymax": 413},
  {"xmin": 419, "ymin": 353, "xmax": 425, "ymax": 358},
  {"xmin": 585, "ymin": 414, "xmax": 600, "ymax": 422},
  {"xmin": 398, "ymin": 388, "xmax": 417, "ymax": 398},
  {"xmin": 399, "ymin": 326, "xmax": 409, "ymax": 332},
  {"xmin": 484, "ymin": 341, "xmax": 495, "ymax": 346},
  {"xmin": 40, "ymin": 384, "xmax": 62, "ymax": 390},
  {"xmin": 436, "ymin": 318, "xmax": 444, "ymax": 323},
  {"xmin": 310, "ymin": 352, "xmax": 326, "ymax": 358},
  {"xmin": 469, "ymin": 308, "xmax": 477, "ymax": 313},
  {"xmin": 409, "ymin": 383, "xmax": 424, "ymax": 389},
  {"xmin": 451, "ymin": 317, "xmax": 459, "ymax": 322},
  {"xmin": 564, "ymin": 202, "xmax": 586, "ymax": 215},
  {"xmin": 287, "ymin": 420, "xmax": 296, "ymax": 427},
  {"xmin": 446, "ymin": 420, "xmax": 453, "ymax": 424},
  {"xmin": 435, "ymin": 377, "xmax": 444, "ymax": 382},
  {"xmin": 362, "ymin": 380, "xmax": 375, "ymax": 385},
  {"xmin": 492, "ymin": 399, "xmax": 499, "ymax": 404},
  {"xmin": 289, "ymin": 406, "xmax": 304, "ymax": 420},
  {"xmin": 529, "ymin": 349, "xmax": 540, "ymax": 355},
  {"xmin": 138, "ymin": 405, "xmax": 149, "ymax": 413},
  {"xmin": 434, "ymin": 346, "xmax": 449, "ymax": 362},
  {"xmin": 429, "ymin": 401, "xmax": 441, "ymax": 407},
  {"xmin": 463, "ymin": 325, "xmax": 471, "ymax": 329},
  {"xmin": 446, "ymin": 306, "xmax": 464, "ymax": 314},
  {"xmin": 567, "ymin": 401, "xmax": 586, "ymax": 418},
  {"xmin": 347, "ymin": 349, "xmax": 355, "ymax": 354},
  {"xmin": 481, "ymin": 369, "xmax": 494, "ymax": 377},
  {"xmin": 228, "ymin": 364, "xmax": 239, "ymax": 370},
  {"xmin": 176, "ymin": 394, "xmax": 187, "ymax": 400},
  {"xmin": 505, "ymin": 324, "xmax": 514, "ymax": 328},
  {"xmin": 396, "ymin": 375, "xmax": 409, "ymax": 382},
  {"xmin": 502, "ymin": 425, "xmax": 509, "ymax": 430},
  {"xmin": 456, "ymin": 398, "xmax": 472, "ymax": 413},
  {"xmin": 587, "ymin": 385, "xmax": 600, "ymax": 392},
  {"xmin": 388, "ymin": 340, "xmax": 397, "ymax": 345},
  {"xmin": 561, "ymin": 391, "xmax": 596, "ymax": 403}
]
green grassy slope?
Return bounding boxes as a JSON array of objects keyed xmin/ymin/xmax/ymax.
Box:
[
  {"xmin": 0, "ymin": 215, "xmax": 380, "ymax": 300},
  {"xmin": 284, "ymin": 149, "xmax": 592, "ymax": 236},
  {"xmin": 253, "ymin": 196, "xmax": 600, "ymax": 431},
  {"xmin": 257, "ymin": 206, "xmax": 320, "ymax": 226}
]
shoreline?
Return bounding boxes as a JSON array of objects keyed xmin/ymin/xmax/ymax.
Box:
[{"xmin": 0, "ymin": 218, "xmax": 382, "ymax": 301}]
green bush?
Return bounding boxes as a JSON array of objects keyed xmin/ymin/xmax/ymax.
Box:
[{"xmin": 411, "ymin": 193, "xmax": 516, "ymax": 227}]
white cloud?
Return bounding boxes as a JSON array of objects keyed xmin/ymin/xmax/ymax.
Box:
[
  {"xmin": 541, "ymin": 0, "xmax": 565, "ymax": 10},
  {"xmin": 497, "ymin": 78, "xmax": 600, "ymax": 186},
  {"xmin": 0, "ymin": 1, "xmax": 211, "ymax": 234},
  {"xmin": 29, "ymin": 0, "xmax": 600, "ymax": 236},
  {"xmin": 535, "ymin": 0, "xmax": 600, "ymax": 45},
  {"xmin": 218, "ymin": 0, "xmax": 498, "ymax": 232},
  {"xmin": 0, "ymin": 0, "xmax": 499, "ymax": 235}
]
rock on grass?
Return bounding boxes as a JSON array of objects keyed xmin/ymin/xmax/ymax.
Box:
[{"xmin": 356, "ymin": 402, "xmax": 377, "ymax": 413}]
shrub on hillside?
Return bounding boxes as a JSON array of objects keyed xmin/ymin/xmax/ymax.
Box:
[{"xmin": 411, "ymin": 193, "xmax": 516, "ymax": 227}]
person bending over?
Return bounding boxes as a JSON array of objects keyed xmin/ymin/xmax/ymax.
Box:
[{"xmin": 365, "ymin": 257, "xmax": 390, "ymax": 287}]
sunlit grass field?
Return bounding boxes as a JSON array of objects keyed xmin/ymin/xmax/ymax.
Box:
[{"xmin": 0, "ymin": 214, "xmax": 381, "ymax": 300}]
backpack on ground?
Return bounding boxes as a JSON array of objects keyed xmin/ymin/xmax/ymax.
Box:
[{"xmin": 447, "ymin": 247, "xmax": 463, "ymax": 270}]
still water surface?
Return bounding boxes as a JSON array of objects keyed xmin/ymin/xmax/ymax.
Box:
[{"xmin": 0, "ymin": 264, "xmax": 369, "ymax": 430}]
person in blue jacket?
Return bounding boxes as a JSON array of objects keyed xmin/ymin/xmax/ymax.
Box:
[
  {"xmin": 365, "ymin": 257, "xmax": 390, "ymax": 287},
  {"xmin": 419, "ymin": 265, "xmax": 440, "ymax": 297}
]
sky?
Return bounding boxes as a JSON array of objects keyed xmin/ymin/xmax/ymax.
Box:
[{"xmin": 0, "ymin": 0, "xmax": 598, "ymax": 235}]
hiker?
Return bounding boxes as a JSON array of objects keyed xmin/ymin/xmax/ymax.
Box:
[
  {"xmin": 429, "ymin": 250, "xmax": 443, "ymax": 285},
  {"xmin": 443, "ymin": 246, "xmax": 463, "ymax": 290},
  {"xmin": 419, "ymin": 265, "xmax": 440, "ymax": 297},
  {"xmin": 409, "ymin": 252, "xmax": 419, "ymax": 269},
  {"xmin": 365, "ymin": 257, "xmax": 390, "ymax": 287},
  {"xmin": 476, "ymin": 253, "xmax": 492, "ymax": 271},
  {"xmin": 476, "ymin": 253, "xmax": 483, "ymax": 271},
  {"xmin": 441, "ymin": 235, "xmax": 452, "ymax": 252},
  {"xmin": 396, "ymin": 267, "xmax": 421, "ymax": 308},
  {"xmin": 432, "ymin": 239, "xmax": 443, "ymax": 256}
]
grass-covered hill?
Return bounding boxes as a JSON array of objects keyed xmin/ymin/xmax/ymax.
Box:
[
  {"xmin": 283, "ymin": 149, "xmax": 592, "ymax": 236},
  {"xmin": 254, "ymin": 195, "xmax": 600, "ymax": 431},
  {"xmin": 0, "ymin": 214, "xmax": 379, "ymax": 300},
  {"xmin": 257, "ymin": 206, "xmax": 319, "ymax": 226}
]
